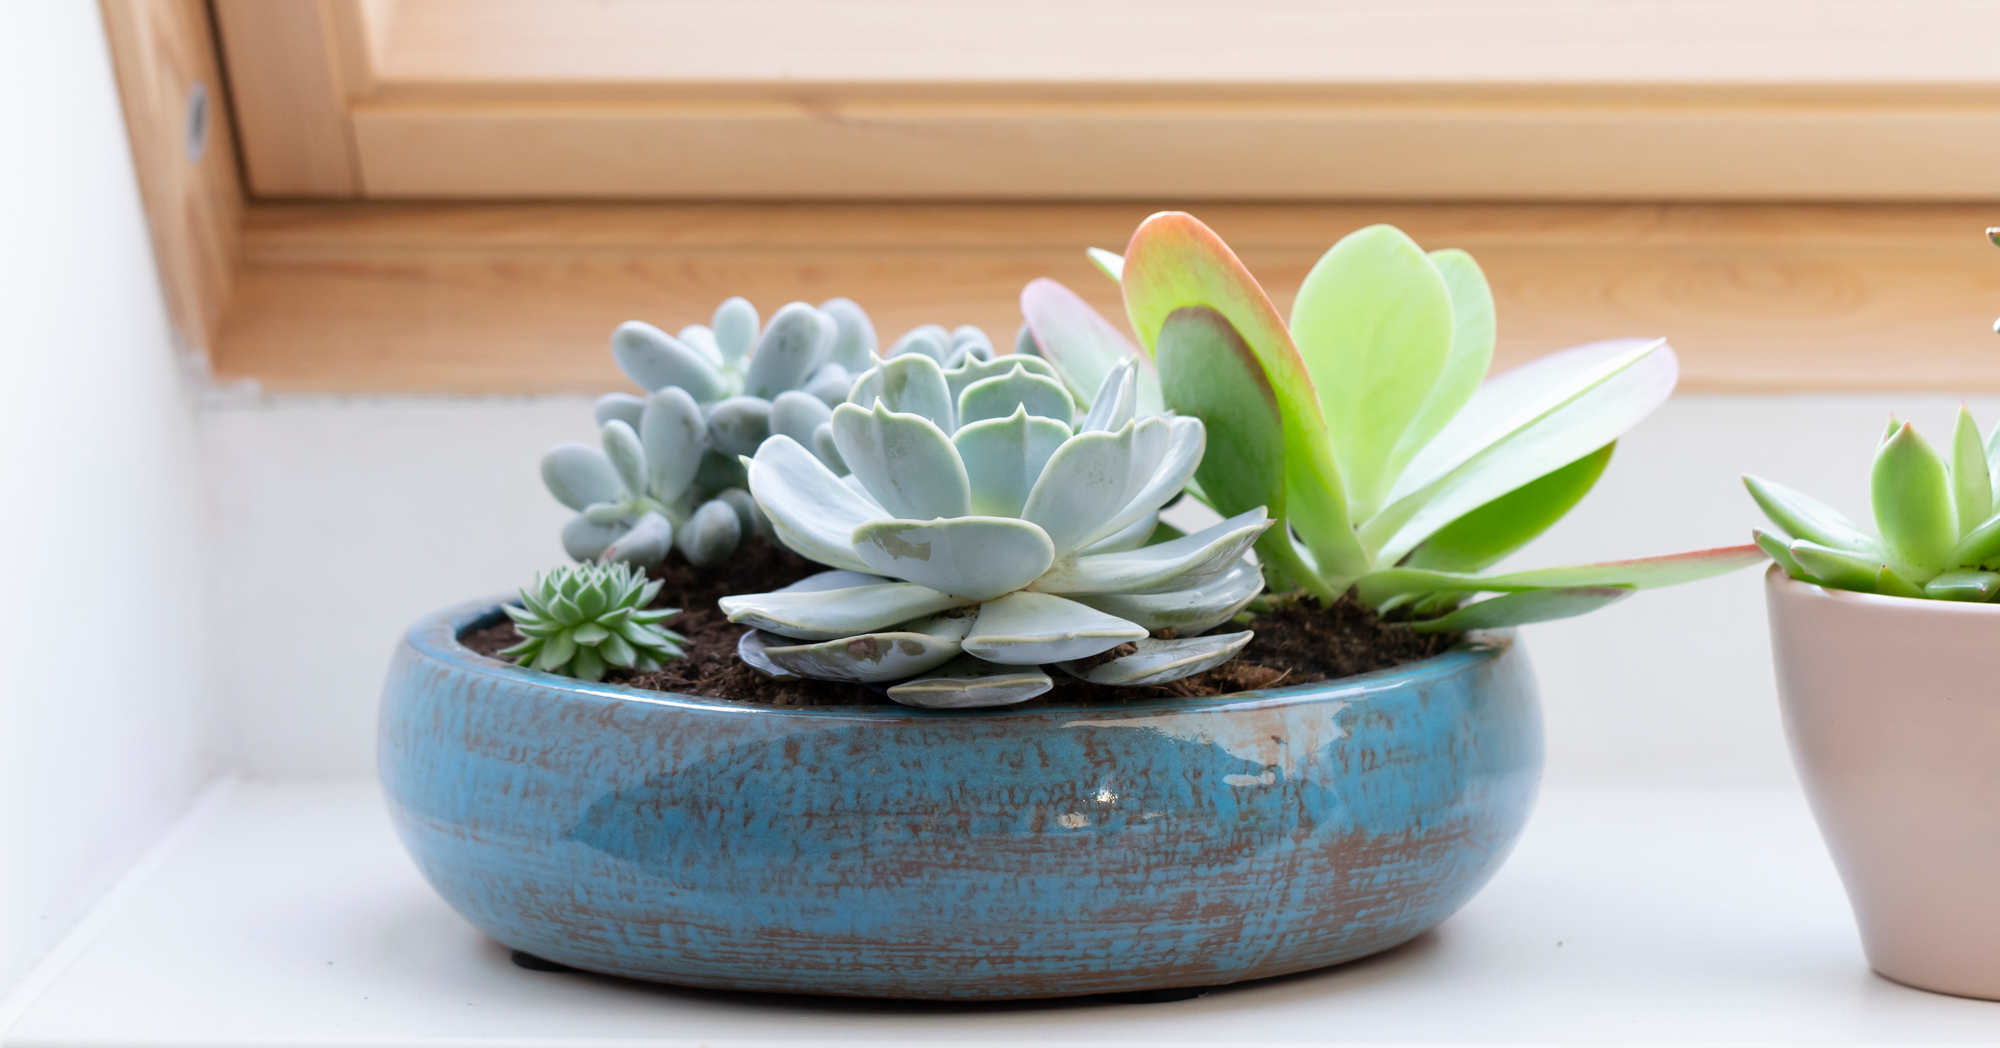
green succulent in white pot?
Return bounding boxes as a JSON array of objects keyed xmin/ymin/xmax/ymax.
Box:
[{"xmin": 719, "ymin": 352, "xmax": 1269, "ymax": 708}]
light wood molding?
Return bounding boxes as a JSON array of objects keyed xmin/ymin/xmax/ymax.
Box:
[
  {"xmin": 211, "ymin": 0, "xmax": 361, "ymax": 197},
  {"xmin": 208, "ymin": 0, "xmax": 2000, "ymax": 201},
  {"xmin": 98, "ymin": 0, "xmax": 243, "ymax": 359},
  {"xmin": 213, "ymin": 201, "xmax": 2000, "ymax": 395}
]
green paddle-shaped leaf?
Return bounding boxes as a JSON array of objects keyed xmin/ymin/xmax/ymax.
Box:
[
  {"xmin": 1404, "ymin": 586, "xmax": 1635, "ymax": 633},
  {"xmin": 1289, "ymin": 225, "xmax": 1456, "ymax": 521},
  {"xmin": 1123, "ymin": 211, "xmax": 1367, "ymax": 581},
  {"xmin": 1155, "ymin": 306, "xmax": 1329, "ymax": 600},
  {"xmin": 1358, "ymin": 544, "xmax": 1767, "ymax": 605},
  {"xmin": 1403, "ymin": 444, "xmax": 1613, "ymax": 574}
]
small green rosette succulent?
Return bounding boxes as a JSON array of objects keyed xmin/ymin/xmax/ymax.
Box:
[
  {"xmin": 721, "ymin": 353, "xmax": 1269, "ymax": 709},
  {"xmin": 501, "ymin": 562, "xmax": 686, "ymax": 681},
  {"xmin": 1750, "ymin": 407, "xmax": 2000, "ymax": 601}
]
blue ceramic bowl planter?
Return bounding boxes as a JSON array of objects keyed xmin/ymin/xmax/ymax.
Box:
[{"xmin": 379, "ymin": 598, "xmax": 1544, "ymax": 1000}]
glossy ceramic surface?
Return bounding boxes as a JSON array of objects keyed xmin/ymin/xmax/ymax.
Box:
[
  {"xmin": 379, "ymin": 598, "xmax": 1544, "ymax": 1000},
  {"xmin": 1766, "ymin": 567, "xmax": 2000, "ymax": 1000}
]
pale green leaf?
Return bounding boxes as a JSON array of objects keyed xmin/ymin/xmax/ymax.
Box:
[
  {"xmin": 1405, "ymin": 586, "xmax": 1635, "ymax": 633},
  {"xmin": 1872, "ymin": 422, "xmax": 1956, "ymax": 573},
  {"xmin": 1404, "ymin": 444, "xmax": 1612, "ymax": 574},
  {"xmin": 1951, "ymin": 405, "xmax": 1993, "ymax": 539}
]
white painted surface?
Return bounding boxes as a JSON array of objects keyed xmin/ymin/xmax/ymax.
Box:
[
  {"xmin": 198, "ymin": 392, "xmax": 1991, "ymax": 788},
  {"xmin": 7, "ymin": 780, "xmax": 1998, "ymax": 1046},
  {"xmin": 0, "ymin": 2, "xmax": 216, "ymax": 995}
]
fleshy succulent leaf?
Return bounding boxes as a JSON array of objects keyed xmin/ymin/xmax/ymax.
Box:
[
  {"xmin": 1877, "ymin": 564, "xmax": 1928, "ymax": 599},
  {"xmin": 830, "ymin": 402, "xmax": 971, "ymax": 521},
  {"xmin": 755, "ymin": 613, "xmax": 972, "ymax": 683},
  {"xmin": 1403, "ymin": 444, "xmax": 1614, "ymax": 574},
  {"xmin": 1743, "ymin": 474, "xmax": 1884, "ymax": 557},
  {"xmin": 674, "ymin": 499, "xmax": 742, "ymax": 568},
  {"xmin": 886, "ymin": 655, "xmax": 1053, "ymax": 709},
  {"xmin": 1356, "ymin": 544, "xmax": 1767, "ymax": 606},
  {"xmin": 706, "ymin": 396, "xmax": 774, "ymax": 459},
  {"xmin": 712, "ymin": 296, "xmax": 759, "ymax": 365},
  {"xmin": 601, "ymin": 511, "xmax": 673, "ymax": 567},
  {"xmin": 1288, "ymin": 224, "xmax": 1457, "ymax": 521},
  {"xmin": 639, "ymin": 387, "xmax": 707, "ymax": 502},
  {"xmin": 719, "ymin": 582, "xmax": 972, "ymax": 641},
  {"xmin": 1405, "ymin": 586, "xmax": 1635, "ymax": 633},
  {"xmin": 744, "ymin": 302, "xmax": 833, "ymax": 399},
  {"xmin": 1950, "ymin": 405, "xmax": 1992, "ymax": 540},
  {"xmin": 744, "ymin": 436, "xmax": 881, "ymax": 573},
  {"xmin": 1020, "ymin": 416, "xmax": 1169, "ymax": 558},
  {"xmin": 1018, "ymin": 277, "xmax": 1163, "ymax": 414},
  {"xmin": 1121, "ymin": 210, "xmax": 1368, "ymax": 581},
  {"xmin": 1753, "ymin": 528, "xmax": 1811, "ymax": 581},
  {"xmin": 1035, "ymin": 508, "xmax": 1270, "ymax": 596},
  {"xmin": 952, "ymin": 408, "xmax": 1073, "ymax": 518},
  {"xmin": 849, "ymin": 353, "xmax": 957, "ymax": 433},
  {"xmin": 1788, "ymin": 540, "xmax": 1882, "ymax": 593},
  {"xmin": 958, "ymin": 365, "xmax": 1075, "ymax": 427},
  {"xmin": 850, "ymin": 517, "xmax": 1056, "ymax": 602},
  {"xmin": 960, "ymin": 590, "xmax": 1148, "ymax": 664},
  {"xmin": 601, "ymin": 420, "xmax": 648, "ymax": 497},
  {"xmin": 1367, "ymin": 338, "xmax": 1679, "ymax": 565},
  {"xmin": 1922, "ymin": 568, "xmax": 2000, "ymax": 602},
  {"xmin": 818, "ymin": 296, "xmax": 878, "ymax": 372},
  {"xmin": 1055, "ymin": 631, "xmax": 1253, "ymax": 687},
  {"xmin": 542, "ymin": 443, "xmax": 626, "ymax": 511},
  {"xmin": 611, "ymin": 321, "xmax": 729, "ymax": 401},
  {"xmin": 1064, "ymin": 558, "xmax": 1264, "ymax": 635},
  {"xmin": 1872, "ymin": 422, "xmax": 1957, "ymax": 574},
  {"xmin": 1386, "ymin": 248, "xmax": 1497, "ymax": 485},
  {"xmin": 1086, "ymin": 247, "xmax": 1125, "ymax": 284}
]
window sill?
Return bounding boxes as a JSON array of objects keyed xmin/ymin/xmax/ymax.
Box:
[{"xmin": 6, "ymin": 779, "xmax": 1993, "ymax": 1045}]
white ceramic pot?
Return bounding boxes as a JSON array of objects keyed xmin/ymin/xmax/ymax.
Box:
[{"xmin": 1766, "ymin": 565, "xmax": 2000, "ymax": 1000}]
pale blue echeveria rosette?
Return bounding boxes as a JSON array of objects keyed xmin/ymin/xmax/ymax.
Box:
[{"xmin": 720, "ymin": 353, "xmax": 1272, "ymax": 708}]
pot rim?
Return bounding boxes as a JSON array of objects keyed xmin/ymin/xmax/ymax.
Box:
[
  {"xmin": 1765, "ymin": 561, "xmax": 2000, "ymax": 615},
  {"xmin": 407, "ymin": 596, "xmax": 1511, "ymax": 722}
]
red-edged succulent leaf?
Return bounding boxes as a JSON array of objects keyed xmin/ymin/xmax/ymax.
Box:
[
  {"xmin": 1121, "ymin": 211, "xmax": 1367, "ymax": 580},
  {"xmin": 1358, "ymin": 543, "xmax": 1768, "ymax": 606},
  {"xmin": 1019, "ymin": 278, "xmax": 1162, "ymax": 414}
]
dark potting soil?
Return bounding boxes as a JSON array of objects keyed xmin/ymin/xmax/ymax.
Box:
[{"xmin": 458, "ymin": 538, "xmax": 1462, "ymax": 707}]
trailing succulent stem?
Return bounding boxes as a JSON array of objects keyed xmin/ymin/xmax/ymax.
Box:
[
  {"xmin": 501, "ymin": 562, "xmax": 686, "ymax": 682},
  {"xmin": 722, "ymin": 353, "xmax": 1266, "ymax": 708},
  {"xmin": 1020, "ymin": 213, "xmax": 1763, "ymax": 631},
  {"xmin": 1751, "ymin": 405, "xmax": 2000, "ymax": 600}
]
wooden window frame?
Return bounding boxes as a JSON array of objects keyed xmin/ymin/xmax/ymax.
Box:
[{"xmin": 101, "ymin": 1, "xmax": 2000, "ymax": 395}]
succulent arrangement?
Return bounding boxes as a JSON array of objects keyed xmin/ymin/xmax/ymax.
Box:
[
  {"xmin": 500, "ymin": 562, "xmax": 686, "ymax": 681},
  {"xmin": 1020, "ymin": 213, "xmax": 1765, "ymax": 631},
  {"xmin": 720, "ymin": 352, "xmax": 1268, "ymax": 708},
  {"xmin": 1749, "ymin": 408, "xmax": 2000, "ymax": 601}
]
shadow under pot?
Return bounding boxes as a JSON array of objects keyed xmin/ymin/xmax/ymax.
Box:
[
  {"xmin": 378, "ymin": 597, "xmax": 1544, "ymax": 1001},
  {"xmin": 1766, "ymin": 565, "xmax": 2000, "ymax": 1000}
]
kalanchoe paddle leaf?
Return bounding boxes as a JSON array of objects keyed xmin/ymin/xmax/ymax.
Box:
[
  {"xmin": 725, "ymin": 366, "xmax": 1268, "ymax": 707},
  {"xmin": 1289, "ymin": 224, "xmax": 1457, "ymax": 522},
  {"xmin": 1119, "ymin": 212, "xmax": 1761, "ymax": 628},
  {"xmin": 1019, "ymin": 278, "xmax": 1164, "ymax": 415},
  {"xmin": 1357, "ymin": 545, "xmax": 1768, "ymax": 606},
  {"xmin": 1872, "ymin": 422, "xmax": 1957, "ymax": 575},
  {"xmin": 1122, "ymin": 211, "xmax": 1369, "ymax": 581},
  {"xmin": 1086, "ymin": 247, "xmax": 1125, "ymax": 284},
  {"xmin": 1404, "ymin": 444, "xmax": 1614, "ymax": 575},
  {"xmin": 1404, "ymin": 586, "xmax": 1636, "ymax": 634},
  {"xmin": 499, "ymin": 562, "xmax": 685, "ymax": 682}
]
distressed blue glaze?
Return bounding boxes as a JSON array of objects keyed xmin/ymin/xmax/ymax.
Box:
[{"xmin": 379, "ymin": 598, "xmax": 1543, "ymax": 1000}]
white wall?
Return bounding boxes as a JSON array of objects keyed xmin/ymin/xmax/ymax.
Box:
[
  {"xmin": 201, "ymin": 388, "xmax": 1981, "ymax": 788},
  {"xmin": 0, "ymin": 3, "xmax": 216, "ymax": 992}
]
